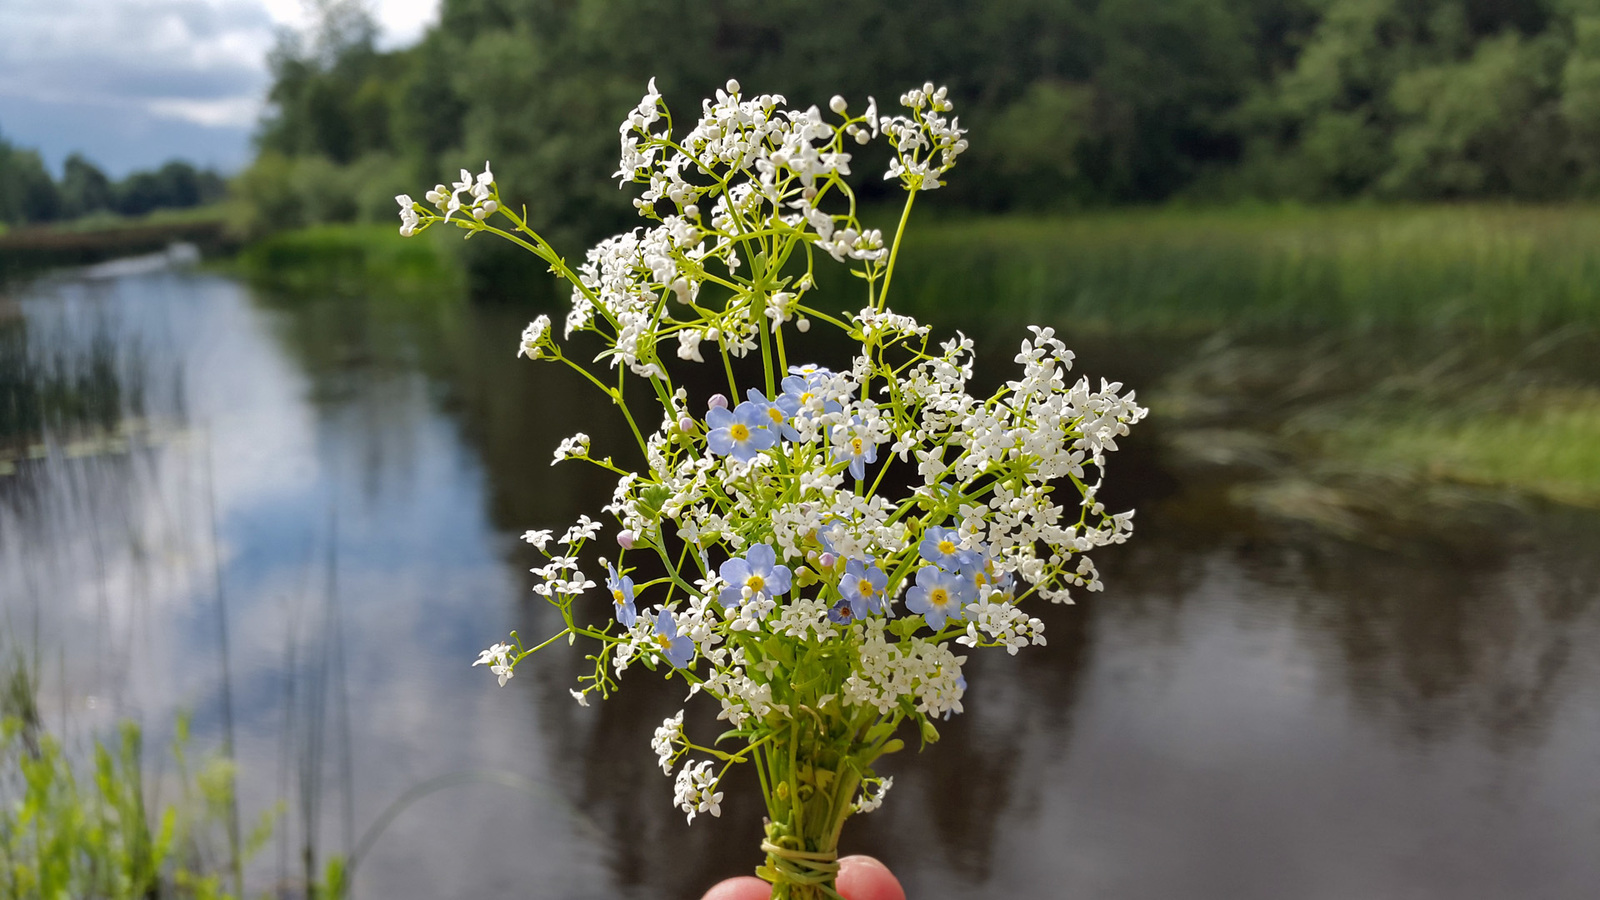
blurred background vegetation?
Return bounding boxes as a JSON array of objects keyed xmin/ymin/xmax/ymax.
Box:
[
  {"xmin": 0, "ymin": 145, "xmax": 226, "ymax": 232},
  {"xmin": 233, "ymin": 0, "xmax": 1600, "ymax": 234}
]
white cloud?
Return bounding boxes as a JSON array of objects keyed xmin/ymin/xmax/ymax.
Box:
[
  {"xmin": 0, "ymin": 0, "xmax": 439, "ymax": 172},
  {"xmin": 263, "ymin": 0, "xmax": 438, "ymax": 48},
  {"xmin": 146, "ymin": 96, "xmax": 264, "ymax": 129}
]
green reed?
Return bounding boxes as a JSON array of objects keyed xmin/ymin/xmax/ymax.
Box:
[
  {"xmin": 235, "ymin": 224, "xmax": 464, "ymax": 296},
  {"xmin": 889, "ymin": 205, "xmax": 1600, "ymax": 334}
]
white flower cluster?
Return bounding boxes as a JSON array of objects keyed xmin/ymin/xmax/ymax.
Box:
[
  {"xmin": 551, "ymin": 433, "xmax": 590, "ymax": 466},
  {"xmin": 396, "ymin": 163, "xmax": 496, "ymax": 236},
  {"xmin": 853, "ymin": 775, "xmax": 893, "ymax": 814},
  {"xmin": 673, "ymin": 759, "xmax": 724, "ymax": 823},
  {"xmin": 881, "ymin": 83, "xmax": 968, "ymax": 191},
  {"xmin": 472, "ymin": 643, "xmax": 514, "ymax": 687},
  {"xmin": 562, "ymin": 78, "xmax": 965, "ymax": 377},
  {"xmin": 652, "ymin": 710, "xmax": 685, "ymax": 774},
  {"xmin": 842, "ymin": 621, "xmax": 967, "ymax": 719},
  {"xmin": 436, "ymin": 79, "xmax": 1143, "ymax": 831}
]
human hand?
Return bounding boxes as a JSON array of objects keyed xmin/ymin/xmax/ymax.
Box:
[{"xmin": 700, "ymin": 855, "xmax": 906, "ymax": 900}]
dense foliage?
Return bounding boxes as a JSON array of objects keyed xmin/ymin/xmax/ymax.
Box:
[
  {"xmin": 0, "ymin": 136, "xmax": 226, "ymax": 228},
  {"xmin": 248, "ymin": 0, "xmax": 1600, "ymax": 237}
]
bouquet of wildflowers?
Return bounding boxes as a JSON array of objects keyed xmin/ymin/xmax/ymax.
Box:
[{"xmin": 399, "ymin": 79, "xmax": 1145, "ymax": 898}]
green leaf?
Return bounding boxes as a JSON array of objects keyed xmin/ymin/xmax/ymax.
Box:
[{"xmin": 864, "ymin": 721, "xmax": 898, "ymax": 746}]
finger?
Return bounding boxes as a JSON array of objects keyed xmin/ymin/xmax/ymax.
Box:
[
  {"xmin": 699, "ymin": 876, "xmax": 771, "ymax": 900},
  {"xmin": 837, "ymin": 855, "xmax": 906, "ymax": 900}
]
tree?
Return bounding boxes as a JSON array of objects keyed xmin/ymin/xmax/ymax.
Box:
[
  {"xmin": 0, "ymin": 134, "xmax": 61, "ymax": 224},
  {"xmin": 60, "ymin": 154, "xmax": 115, "ymax": 218}
]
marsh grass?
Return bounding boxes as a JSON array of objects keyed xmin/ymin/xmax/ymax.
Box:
[
  {"xmin": 0, "ymin": 707, "xmax": 274, "ymax": 900},
  {"xmin": 235, "ymin": 224, "xmax": 464, "ymax": 297},
  {"xmin": 889, "ymin": 205, "xmax": 1600, "ymax": 334},
  {"xmin": 1316, "ymin": 386, "xmax": 1600, "ymax": 507}
]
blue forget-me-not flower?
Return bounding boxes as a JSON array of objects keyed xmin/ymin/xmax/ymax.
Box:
[
  {"xmin": 718, "ymin": 543, "xmax": 793, "ymax": 608},
  {"xmin": 607, "ymin": 563, "xmax": 637, "ymax": 626},
  {"xmin": 707, "ymin": 400, "xmax": 778, "ymax": 462},
  {"xmin": 905, "ymin": 565, "xmax": 973, "ymax": 631},
  {"xmin": 653, "ymin": 608, "xmax": 696, "ymax": 668}
]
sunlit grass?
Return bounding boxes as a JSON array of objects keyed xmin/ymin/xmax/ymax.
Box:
[
  {"xmin": 1318, "ymin": 387, "xmax": 1600, "ymax": 506},
  {"xmin": 891, "ymin": 205, "xmax": 1600, "ymax": 333},
  {"xmin": 235, "ymin": 223, "xmax": 463, "ymax": 295}
]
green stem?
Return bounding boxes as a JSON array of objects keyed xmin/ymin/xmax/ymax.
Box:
[{"xmin": 875, "ymin": 191, "xmax": 917, "ymax": 312}]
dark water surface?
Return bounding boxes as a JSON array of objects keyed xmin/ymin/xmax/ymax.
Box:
[{"xmin": 2, "ymin": 257, "xmax": 1598, "ymax": 899}]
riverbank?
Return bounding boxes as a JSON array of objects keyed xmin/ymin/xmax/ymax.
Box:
[
  {"xmin": 229, "ymin": 207, "xmax": 1600, "ymax": 513},
  {"xmin": 0, "ymin": 205, "xmax": 235, "ymax": 283}
]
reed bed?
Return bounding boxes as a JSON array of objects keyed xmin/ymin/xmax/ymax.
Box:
[{"xmin": 890, "ymin": 205, "xmax": 1600, "ymax": 334}]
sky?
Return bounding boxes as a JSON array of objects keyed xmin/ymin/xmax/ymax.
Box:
[{"xmin": 0, "ymin": 0, "xmax": 439, "ymax": 177}]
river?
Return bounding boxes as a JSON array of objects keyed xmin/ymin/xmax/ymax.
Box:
[{"xmin": 2, "ymin": 251, "xmax": 1597, "ymax": 899}]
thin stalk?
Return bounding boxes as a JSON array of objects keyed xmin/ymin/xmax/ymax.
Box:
[
  {"xmin": 875, "ymin": 192, "xmax": 918, "ymax": 312},
  {"xmin": 203, "ymin": 428, "xmax": 244, "ymax": 899}
]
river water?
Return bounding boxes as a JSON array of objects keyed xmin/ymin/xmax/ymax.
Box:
[{"xmin": 2, "ymin": 254, "xmax": 1598, "ymax": 899}]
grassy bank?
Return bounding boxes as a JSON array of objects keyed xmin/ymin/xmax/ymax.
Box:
[
  {"xmin": 243, "ymin": 205, "xmax": 1600, "ymax": 334},
  {"xmin": 234, "ymin": 223, "xmax": 464, "ymax": 296},
  {"xmin": 0, "ymin": 205, "xmax": 234, "ymax": 283},
  {"xmin": 892, "ymin": 205, "xmax": 1600, "ymax": 334}
]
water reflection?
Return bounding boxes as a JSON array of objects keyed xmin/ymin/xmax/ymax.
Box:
[{"xmin": 1, "ymin": 260, "xmax": 1597, "ymax": 899}]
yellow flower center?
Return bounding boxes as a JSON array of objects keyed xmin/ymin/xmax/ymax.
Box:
[
  {"xmin": 800, "ymin": 392, "xmax": 813, "ymax": 405},
  {"xmin": 857, "ymin": 579, "xmax": 876, "ymax": 597},
  {"xmin": 612, "ymin": 589, "xmax": 626, "ymax": 605},
  {"xmin": 656, "ymin": 634, "xmax": 674, "ymax": 650},
  {"xmin": 850, "ymin": 438, "xmax": 863, "ymax": 454},
  {"xmin": 746, "ymin": 575, "xmax": 765, "ymax": 593},
  {"xmin": 767, "ymin": 407, "xmax": 784, "ymax": 424},
  {"xmin": 929, "ymin": 588, "xmax": 950, "ymax": 608},
  {"xmin": 937, "ymin": 540, "xmax": 956, "ymax": 555},
  {"xmin": 730, "ymin": 423, "xmax": 750, "ymax": 441}
]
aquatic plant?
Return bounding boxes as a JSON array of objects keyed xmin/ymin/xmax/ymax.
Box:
[
  {"xmin": 400, "ymin": 80, "xmax": 1145, "ymax": 898},
  {"xmin": 0, "ymin": 712, "xmax": 272, "ymax": 900}
]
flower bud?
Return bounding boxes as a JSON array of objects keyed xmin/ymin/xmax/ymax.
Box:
[
  {"xmin": 708, "ymin": 394, "xmax": 728, "ymax": 410},
  {"xmin": 617, "ymin": 531, "xmax": 636, "ymax": 550},
  {"xmin": 678, "ymin": 416, "xmax": 695, "ymax": 433},
  {"xmin": 725, "ymin": 79, "xmax": 740, "ymax": 95},
  {"xmin": 829, "ymin": 95, "xmax": 847, "ymax": 114},
  {"xmin": 818, "ymin": 552, "xmax": 836, "ymax": 569},
  {"xmin": 797, "ymin": 318, "xmax": 811, "ymax": 333}
]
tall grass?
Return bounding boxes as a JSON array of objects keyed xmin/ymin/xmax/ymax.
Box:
[
  {"xmin": 888, "ymin": 205, "xmax": 1600, "ymax": 333},
  {"xmin": 235, "ymin": 224, "xmax": 464, "ymax": 297}
]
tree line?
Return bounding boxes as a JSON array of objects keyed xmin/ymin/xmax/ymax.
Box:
[
  {"xmin": 0, "ymin": 137, "xmax": 227, "ymax": 228},
  {"xmin": 244, "ymin": 0, "xmax": 1600, "ymax": 237}
]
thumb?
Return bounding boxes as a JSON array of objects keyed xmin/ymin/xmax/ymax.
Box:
[{"xmin": 837, "ymin": 856, "xmax": 906, "ymax": 900}]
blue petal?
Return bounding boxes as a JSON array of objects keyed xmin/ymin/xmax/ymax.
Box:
[
  {"xmin": 747, "ymin": 428, "xmax": 778, "ymax": 452},
  {"xmin": 746, "ymin": 544, "xmax": 776, "ymax": 571},
  {"xmin": 720, "ymin": 558, "xmax": 752, "ymax": 584},
  {"xmin": 767, "ymin": 564, "xmax": 792, "ymax": 595}
]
